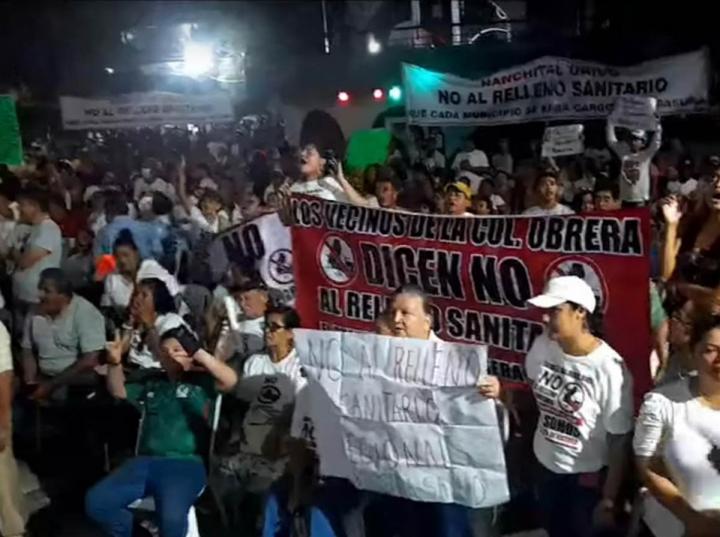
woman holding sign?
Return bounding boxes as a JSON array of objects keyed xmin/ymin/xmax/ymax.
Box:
[
  {"xmin": 381, "ymin": 285, "xmax": 478, "ymax": 537},
  {"xmin": 482, "ymin": 276, "xmax": 634, "ymax": 537}
]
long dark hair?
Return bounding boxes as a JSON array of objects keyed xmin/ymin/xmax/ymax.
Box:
[{"xmin": 137, "ymin": 278, "xmax": 176, "ymax": 315}]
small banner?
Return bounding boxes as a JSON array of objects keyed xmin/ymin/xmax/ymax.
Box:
[
  {"xmin": 291, "ymin": 198, "xmax": 652, "ymax": 402},
  {"xmin": 608, "ymin": 95, "xmax": 659, "ymax": 132},
  {"xmin": 209, "ymin": 212, "xmax": 295, "ymax": 305},
  {"xmin": 541, "ymin": 124, "xmax": 585, "ymax": 158},
  {"xmin": 0, "ymin": 96, "xmax": 23, "ymax": 166},
  {"xmin": 345, "ymin": 129, "xmax": 392, "ymax": 173},
  {"xmin": 295, "ymin": 329, "xmax": 509, "ymax": 508},
  {"xmin": 403, "ymin": 49, "xmax": 708, "ymax": 125},
  {"xmin": 60, "ymin": 92, "xmax": 234, "ymax": 130}
]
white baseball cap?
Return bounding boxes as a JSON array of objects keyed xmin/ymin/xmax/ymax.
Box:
[{"xmin": 528, "ymin": 276, "xmax": 596, "ymax": 313}]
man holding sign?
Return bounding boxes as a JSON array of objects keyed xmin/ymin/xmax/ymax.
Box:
[{"xmin": 607, "ymin": 96, "xmax": 662, "ymax": 206}]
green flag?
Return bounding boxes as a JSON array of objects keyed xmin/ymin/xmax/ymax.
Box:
[
  {"xmin": 345, "ymin": 129, "xmax": 392, "ymax": 173},
  {"xmin": 0, "ymin": 96, "xmax": 22, "ymax": 166}
]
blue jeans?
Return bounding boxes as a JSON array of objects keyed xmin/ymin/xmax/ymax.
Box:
[
  {"xmin": 85, "ymin": 456, "xmax": 206, "ymax": 537},
  {"xmin": 262, "ymin": 477, "xmax": 362, "ymax": 537}
]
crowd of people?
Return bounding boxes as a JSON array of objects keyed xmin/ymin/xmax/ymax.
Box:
[{"xmin": 0, "ymin": 118, "xmax": 719, "ymax": 537}]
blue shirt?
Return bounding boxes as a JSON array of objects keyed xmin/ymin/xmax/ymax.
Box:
[{"xmin": 94, "ymin": 216, "xmax": 166, "ymax": 260}]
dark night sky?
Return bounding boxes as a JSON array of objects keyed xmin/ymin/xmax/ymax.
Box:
[{"xmin": 0, "ymin": 0, "xmax": 713, "ymax": 99}]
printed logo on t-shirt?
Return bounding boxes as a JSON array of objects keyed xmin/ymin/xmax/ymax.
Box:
[
  {"xmin": 300, "ymin": 416, "xmax": 317, "ymax": 449},
  {"xmin": 258, "ymin": 376, "xmax": 282, "ymax": 405},
  {"xmin": 534, "ymin": 362, "xmax": 594, "ymax": 450},
  {"xmin": 622, "ymin": 160, "xmax": 641, "ymax": 184}
]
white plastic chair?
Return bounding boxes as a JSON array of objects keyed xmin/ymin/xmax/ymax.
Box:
[{"xmin": 128, "ymin": 394, "xmax": 224, "ymax": 537}]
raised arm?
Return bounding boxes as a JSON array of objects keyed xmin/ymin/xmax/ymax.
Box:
[
  {"xmin": 606, "ymin": 120, "xmax": 620, "ymax": 153},
  {"xmin": 177, "ymin": 155, "xmax": 193, "ymax": 215},
  {"xmin": 193, "ymin": 348, "xmax": 238, "ymax": 392},
  {"xmin": 105, "ymin": 331, "xmax": 127, "ymax": 399},
  {"xmin": 660, "ymin": 196, "xmax": 683, "ymax": 281},
  {"xmin": 335, "ymin": 162, "xmax": 370, "ymax": 207}
]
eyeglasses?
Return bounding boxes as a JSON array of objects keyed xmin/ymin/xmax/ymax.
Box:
[{"xmin": 265, "ymin": 323, "xmax": 287, "ymax": 333}]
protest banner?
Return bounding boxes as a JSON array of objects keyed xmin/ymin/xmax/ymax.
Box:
[
  {"xmin": 295, "ymin": 329, "xmax": 509, "ymax": 508},
  {"xmin": 403, "ymin": 49, "xmax": 708, "ymax": 126},
  {"xmin": 60, "ymin": 92, "xmax": 234, "ymax": 130},
  {"xmin": 541, "ymin": 124, "xmax": 584, "ymax": 158},
  {"xmin": 209, "ymin": 212, "xmax": 295, "ymax": 305},
  {"xmin": 0, "ymin": 95, "xmax": 23, "ymax": 166},
  {"xmin": 291, "ymin": 197, "xmax": 653, "ymax": 402},
  {"xmin": 608, "ymin": 95, "xmax": 659, "ymax": 132}
]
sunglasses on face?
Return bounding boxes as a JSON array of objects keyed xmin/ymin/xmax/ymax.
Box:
[{"xmin": 265, "ymin": 323, "xmax": 287, "ymax": 333}]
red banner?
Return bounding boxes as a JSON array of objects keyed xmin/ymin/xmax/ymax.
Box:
[{"xmin": 291, "ymin": 197, "xmax": 652, "ymax": 401}]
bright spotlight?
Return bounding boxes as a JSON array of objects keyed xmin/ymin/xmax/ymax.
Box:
[
  {"xmin": 337, "ymin": 91, "xmax": 350, "ymax": 103},
  {"xmin": 367, "ymin": 34, "xmax": 382, "ymax": 55},
  {"xmin": 104, "ymin": 67, "xmax": 115, "ymax": 74},
  {"xmin": 372, "ymin": 88, "xmax": 384, "ymax": 100},
  {"xmin": 388, "ymin": 86, "xmax": 402, "ymax": 102},
  {"xmin": 182, "ymin": 42, "xmax": 214, "ymax": 77}
]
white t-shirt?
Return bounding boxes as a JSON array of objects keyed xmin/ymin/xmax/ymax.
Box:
[
  {"xmin": 634, "ymin": 378, "xmax": 720, "ymax": 512},
  {"xmin": 491, "ymin": 153, "xmax": 514, "ymax": 175},
  {"xmin": 0, "ymin": 321, "xmax": 11, "ymax": 374},
  {"xmin": 101, "ymin": 259, "xmax": 181, "ymax": 311},
  {"xmin": 0, "ymin": 216, "xmax": 15, "ymax": 257},
  {"xmin": 424, "ymin": 150, "xmax": 447, "ymax": 170},
  {"xmin": 290, "ymin": 176, "xmax": 349, "ymax": 203},
  {"xmin": 238, "ymin": 350, "xmax": 306, "ymax": 455},
  {"xmin": 133, "ymin": 177, "xmax": 176, "ymax": 202},
  {"xmin": 452, "ymin": 149, "xmax": 489, "ymax": 194},
  {"xmin": 189, "ymin": 205, "xmax": 221, "ymax": 234},
  {"xmin": 607, "ymin": 125, "xmax": 661, "ymax": 203},
  {"xmin": 525, "ymin": 333, "xmax": 634, "ymax": 474},
  {"xmin": 490, "ymin": 194, "xmax": 506, "ymax": 210},
  {"xmin": 128, "ymin": 312, "xmax": 188, "ymax": 369},
  {"xmin": 12, "ymin": 217, "xmax": 63, "ymax": 303},
  {"xmin": 679, "ymin": 179, "xmax": 698, "ymax": 197},
  {"xmin": 522, "ymin": 204, "xmax": 575, "ymax": 217}
]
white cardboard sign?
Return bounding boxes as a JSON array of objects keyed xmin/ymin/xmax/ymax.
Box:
[
  {"xmin": 541, "ymin": 124, "xmax": 585, "ymax": 157},
  {"xmin": 295, "ymin": 330, "xmax": 509, "ymax": 508},
  {"xmin": 609, "ymin": 95, "xmax": 659, "ymax": 132}
]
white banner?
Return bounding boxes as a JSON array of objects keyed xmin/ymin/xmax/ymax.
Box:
[
  {"xmin": 295, "ymin": 330, "xmax": 509, "ymax": 508},
  {"xmin": 608, "ymin": 95, "xmax": 659, "ymax": 132},
  {"xmin": 403, "ymin": 49, "xmax": 709, "ymax": 126},
  {"xmin": 541, "ymin": 124, "xmax": 585, "ymax": 157},
  {"xmin": 209, "ymin": 212, "xmax": 295, "ymax": 305},
  {"xmin": 60, "ymin": 92, "xmax": 234, "ymax": 130}
]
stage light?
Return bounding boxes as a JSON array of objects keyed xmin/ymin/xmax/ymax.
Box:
[
  {"xmin": 367, "ymin": 34, "xmax": 382, "ymax": 55},
  {"xmin": 372, "ymin": 88, "xmax": 384, "ymax": 100},
  {"xmin": 337, "ymin": 91, "xmax": 350, "ymax": 103},
  {"xmin": 182, "ymin": 42, "xmax": 214, "ymax": 77},
  {"xmin": 104, "ymin": 67, "xmax": 115, "ymax": 74},
  {"xmin": 388, "ymin": 86, "xmax": 402, "ymax": 102}
]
